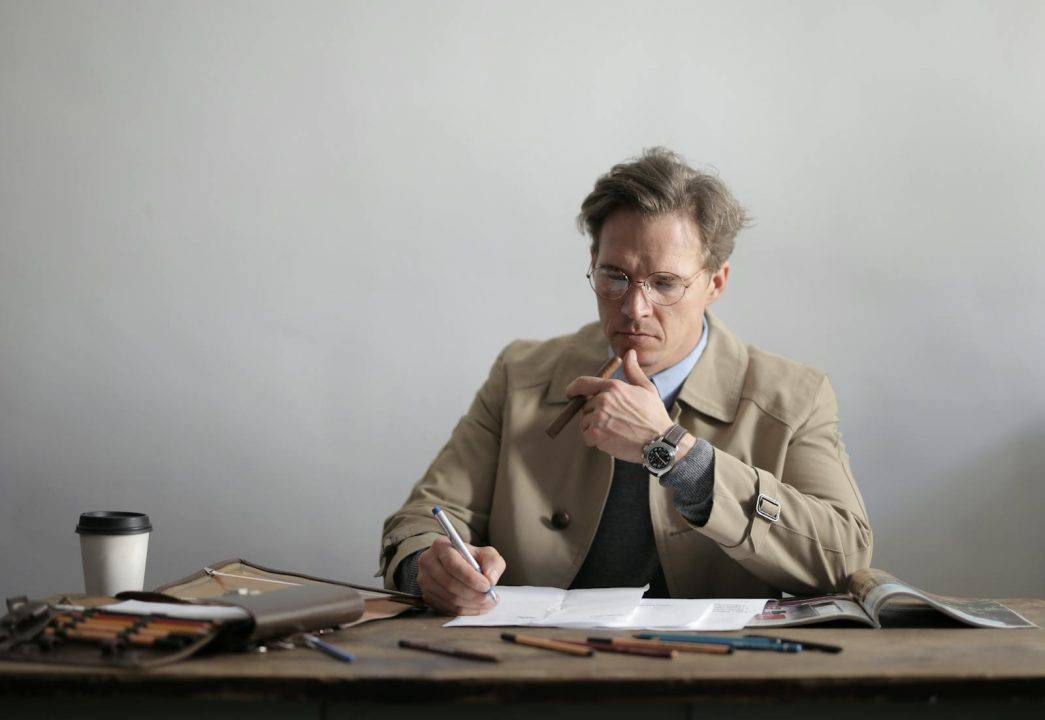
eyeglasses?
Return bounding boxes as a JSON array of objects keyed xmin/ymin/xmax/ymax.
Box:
[{"xmin": 586, "ymin": 264, "xmax": 705, "ymax": 306}]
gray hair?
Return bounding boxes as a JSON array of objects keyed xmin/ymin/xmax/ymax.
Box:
[{"xmin": 577, "ymin": 147, "xmax": 750, "ymax": 271}]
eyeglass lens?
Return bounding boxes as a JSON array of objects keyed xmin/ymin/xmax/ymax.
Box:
[{"xmin": 589, "ymin": 267, "xmax": 687, "ymax": 306}]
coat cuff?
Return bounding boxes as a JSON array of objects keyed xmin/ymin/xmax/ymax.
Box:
[
  {"xmin": 394, "ymin": 550, "xmax": 425, "ymax": 594},
  {"xmin": 699, "ymin": 447, "xmax": 781, "ymax": 557},
  {"xmin": 378, "ymin": 531, "xmax": 441, "ymax": 590}
]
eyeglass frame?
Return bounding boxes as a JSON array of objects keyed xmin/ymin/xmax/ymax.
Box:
[{"xmin": 586, "ymin": 263, "xmax": 708, "ymax": 307}]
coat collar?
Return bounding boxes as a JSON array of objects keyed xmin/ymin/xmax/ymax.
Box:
[{"xmin": 546, "ymin": 310, "xmax": 747, "ymax": 423}]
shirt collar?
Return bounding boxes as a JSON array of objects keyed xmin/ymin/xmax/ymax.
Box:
[{"xmin": 610, "ymin": 313, "xmax": 710, "ymax": 408}]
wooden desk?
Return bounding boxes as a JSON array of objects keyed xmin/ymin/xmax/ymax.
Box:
[{"xmin": 2, "ymin": 598, "xmax": 1043, "ymax": 719}]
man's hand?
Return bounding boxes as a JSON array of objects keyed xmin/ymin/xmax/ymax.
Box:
[
  {"xmin": 417, "ymin": 536, "xmax": 506, "ymax": 616},
  {"xmin": 567, "ymin": 349, "xmax": 673, "ymax": 463}
]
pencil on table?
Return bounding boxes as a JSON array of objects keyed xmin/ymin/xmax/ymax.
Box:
[
  {"xmin": 501, "ymin": 632, "xmax": 594, "ymax": 657},
  {"xmin": 545, "ymin": 356, "xmax": 622, "ymax": 438},
  {"xmin": 553, "ymin": 638, "xmax": 677, "ymax": 659},
  {"xmin": 398, "ymin": 639, "xmax": 500, "ymax": 663},
  {"xmin": 588, "ymin": 636, "xmax": 733, "ymax": 655}
]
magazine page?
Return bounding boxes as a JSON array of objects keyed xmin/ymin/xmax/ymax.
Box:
[
  {"xmin": 746, "ymin": 594, "xmax": 875, "ymax": 628},
  {"xmin": 849, "ymin": 568, "xmax": 1036, "ymax": 629}
]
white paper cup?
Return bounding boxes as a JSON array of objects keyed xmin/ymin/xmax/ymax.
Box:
[{"xmin": 76, "ymin": 511, "xmax": 152, "ymax": 596}]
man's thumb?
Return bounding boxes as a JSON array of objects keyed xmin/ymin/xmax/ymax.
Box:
[{"xmin": 622, "ymin": 349, "xmax": 654, "ymax": 388}]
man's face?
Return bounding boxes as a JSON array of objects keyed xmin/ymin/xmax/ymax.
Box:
[{"xmin": 592, "ymin": 210, "xmax": 729, "ymax": 376}]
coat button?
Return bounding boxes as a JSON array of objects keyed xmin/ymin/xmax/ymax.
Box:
[{"xmin": 551, "ymin": 511, "xmax": 571, "ymax": 529}]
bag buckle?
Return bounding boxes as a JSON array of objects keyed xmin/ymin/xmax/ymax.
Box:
[{"xmin": 755, "ymin": 493, "xmax": 781, "ymax": 523}]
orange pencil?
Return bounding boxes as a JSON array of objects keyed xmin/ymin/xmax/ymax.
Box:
[
  {"xmin": 553, "ymin": 638, "xmax": 677, "ymax": 659},
  {"xmin": 501, "ymin": 632, "xmax": 594, "ymax": 657}
]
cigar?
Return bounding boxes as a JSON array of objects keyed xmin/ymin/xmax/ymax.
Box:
[
  {"xmin": 545, "ymin": 356, "xmax": 622, "ymax": 438},
  {"xmin": 501, "ymin": 632, "xmax": 594, "ymax": 657}
]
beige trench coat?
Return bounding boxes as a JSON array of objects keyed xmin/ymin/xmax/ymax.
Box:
[{"xmin": 378, "ymin": 311, "xmax": 873, "ymax": 598}]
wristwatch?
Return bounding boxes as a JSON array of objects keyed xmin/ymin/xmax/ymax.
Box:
[{"xmin": 641, "ymin": 423, "xmax": 688, "ymax": 477}]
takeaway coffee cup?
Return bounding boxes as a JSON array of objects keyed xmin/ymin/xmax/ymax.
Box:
[{"xmin": 75, "ymin": 511, "xmax": 152, "ymax": 596}]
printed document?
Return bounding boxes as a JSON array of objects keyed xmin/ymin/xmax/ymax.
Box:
[
  {"xmin": 443, "ymin": 585, "xmax": 649, "ymax": 628},
  {"xmin": 443, "ymin": 586, "xmax": 768, "ymax": 630}
]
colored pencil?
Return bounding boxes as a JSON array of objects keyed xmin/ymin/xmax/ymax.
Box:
[
  {"xmin": 554, "ymin": 638, "xmax": 676, "ymax": 659},
  {"xmin": 303, "ymin": 634, "xmax": 355, "ymax": 663},
  {"xmin": 501, "ymin": 632, "xmax": 594, "ymax": 657},
  {"xmin": 398, "ymin": 639, "xmax": 500, "ymax": 663},
  {"xmin": 588, "ymin": 636, "xmax": 732, "ymax": 655}
]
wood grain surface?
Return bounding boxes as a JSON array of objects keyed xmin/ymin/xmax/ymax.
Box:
[{"xmin": 2, "ymin": 598, "xmax": 1043, "ymax": 703}]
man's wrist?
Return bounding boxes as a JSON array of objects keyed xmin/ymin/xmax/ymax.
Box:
[
  {"xmin": 659, "ymin": 436, "xmax": 716, "ymax": 527},
  {"xmin": 674, "ymin": 432, "xmax": 696, "ymax": 463},
  {"xmin": 643, "ymin": 424, "xmax": 693, "ymax": 474},
  {"xmin": 394, "ymin": 549, "xmax": 425, "ymax": 595}
]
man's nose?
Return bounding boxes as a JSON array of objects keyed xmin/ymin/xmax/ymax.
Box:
[{"xmin": 621, "ymin": 281, "xmax": 652, "ymax": 320}]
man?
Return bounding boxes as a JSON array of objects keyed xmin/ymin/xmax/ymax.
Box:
[{"xmin": 378, "ymin": 148, "xmax": 872, "ymax": 615}]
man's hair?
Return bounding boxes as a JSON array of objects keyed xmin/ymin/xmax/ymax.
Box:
[{"xmin": 577, "ymin": 147, "xmax": 750, "ymax": 272}]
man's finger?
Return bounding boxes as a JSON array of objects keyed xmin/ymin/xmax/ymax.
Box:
[
  {"xmin": 565, "ymin": 376, "xmax": 615, "ymax": 399},
  {"xmin": 621, "ymin": 349, "xmax": 656, "ymax": 390},
  {"xmin": 430, "ymin": 575, "xmax": 497, "ymax": 614},
  {"xmin": 426, "ymin": 560, "xmax": 490, "ymax": 605},
  {"xmin": 422, "ymin": 582, "xmax": 490, "ymax": 616},
  {"xmin": 437, "ymin": 544, "xmax": 492, "ymax": 593},
  {"xmin": 475, "ymin": 546, "xmax": 506, "ymax": 585}
]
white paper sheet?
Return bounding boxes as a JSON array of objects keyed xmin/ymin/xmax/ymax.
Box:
[
  {"xmin": 443, "ymin": 585, "xmax": 648, "ymax": 628},
  {"xmin": 591, "ymin": 598, "xmax": 769, "ymax": 630},
  {"xmin": 444, "ymin": 586, "xmax": 769, "ymax": 630},
  {"xmin": 598, "ymin": 599, "xmax": 714, "ymax": 629}
]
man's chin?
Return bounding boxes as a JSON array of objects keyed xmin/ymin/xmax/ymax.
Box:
[{"xmin": 611, "ymin": 333, "xmax": 661, "ymax": 363}]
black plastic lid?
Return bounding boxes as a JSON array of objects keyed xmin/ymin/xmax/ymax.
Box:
[{"xmin": 75, "ymin": 511, "xmax": 152, "ymax": 536}]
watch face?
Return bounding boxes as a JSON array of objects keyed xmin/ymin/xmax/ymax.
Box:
[{"xmin": 649, "ymin": 445, "xmax": 673, "ymax": 470}]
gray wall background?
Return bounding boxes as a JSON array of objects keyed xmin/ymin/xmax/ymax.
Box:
[{"xmin": 2, "ymin": 0, "xmax": 1043, "ymax": 600}]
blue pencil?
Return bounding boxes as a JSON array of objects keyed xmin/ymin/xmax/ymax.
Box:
[
  {"xmin": 302, "ymin": 633, "xmax": 356, "ymax": 663},
  {"xmin": 634, "ymin": 633, "xmax": 802, "ymax": 653}
]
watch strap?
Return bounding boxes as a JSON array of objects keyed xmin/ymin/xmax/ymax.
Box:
[{"xmin": 662, "ymin": 423, "xmax": 686, "ymax": 448}]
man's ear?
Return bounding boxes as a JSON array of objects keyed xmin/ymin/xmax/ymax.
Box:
[{"xmin": 705, "ymin": 261, "xmax": 730, "ymax": 304}]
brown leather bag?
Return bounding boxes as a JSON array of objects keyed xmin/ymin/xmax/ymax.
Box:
[{"xmin": 1, "ymin": 559, "xmax": 421, "ymax": 668}]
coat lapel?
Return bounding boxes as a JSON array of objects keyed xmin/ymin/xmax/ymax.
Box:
[
  {"xmin": 545, "ymin": 321, "xmax": 611, "ymax": 405},
  {"xmin": 676, "ymin": 310, "xmax": 748, "ymax": 423}
]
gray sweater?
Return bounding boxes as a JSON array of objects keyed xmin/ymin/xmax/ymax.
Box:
[{"xmin": 394, "ymin": 438, "xmax": 715, "ymax": 596}]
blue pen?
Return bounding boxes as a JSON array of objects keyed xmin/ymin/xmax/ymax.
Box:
[
  {"xmin": 745, "ymin": 634, "xmax": 841, "ymax": 654},
  {"xmin": 635, "ymin": 633, "xmax": 802, "ymax": 653},
  {"xmin": 302, "ymin": 633, "xmax": 356, "ymax": 663},
  {"xmin": 432, "ymin": 506, "xmax": 499, "ymax": 602}
]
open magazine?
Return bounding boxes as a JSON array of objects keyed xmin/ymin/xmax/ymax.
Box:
[{"xmin": 747, "ymin": 568, "xmax": 1036, "ymax": 629}]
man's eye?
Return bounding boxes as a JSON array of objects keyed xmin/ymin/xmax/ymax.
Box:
[{"xmin": 652, "ymin": 278, "xmax": 679, "ymax": 291}]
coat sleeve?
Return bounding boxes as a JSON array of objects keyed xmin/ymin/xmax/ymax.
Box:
[
  {"xmin": 695, "ymin": 374, "xmax": 873, "ymax": 594},
  {"xmin": 375, "ymin": 347, "xmax": 509, "ymax": 590}
]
